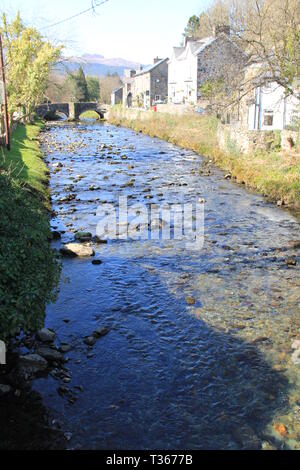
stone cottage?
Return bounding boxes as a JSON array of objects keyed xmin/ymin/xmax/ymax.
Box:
[
  {"xmin": 122, "ymin": 69, "xmax": 137, "ymax": 108},
  {"xmin": 111, "ymin": 86, "xmax": 123, "ymax": 106},
  {"xmin": 168, "ymin": 26, "xmax": 245, "ymax": 105},
  {"xmin": 131, "ymin": 58, "xmax": 168, "ymax": 109}
]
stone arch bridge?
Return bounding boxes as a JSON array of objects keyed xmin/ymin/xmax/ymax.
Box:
[{"xmin": 35, "ymin": 102, "xmax": 106, "ymax": 120}]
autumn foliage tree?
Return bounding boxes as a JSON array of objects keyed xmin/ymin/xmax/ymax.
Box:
[
  {"xmin": 0, "ymin": 12, "xmax": 62, "ymax": 120},
  {"xmin": 184, "ymin": 0, "xmax": 300, "ymax": 102}
]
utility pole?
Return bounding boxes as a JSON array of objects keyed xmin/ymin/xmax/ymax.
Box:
[{"xmin": 0, "ymin": 32, "xmax": 10, "ymax": 151}]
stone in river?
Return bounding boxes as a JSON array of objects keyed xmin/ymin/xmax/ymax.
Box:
[
  {"xmin": 92, "ymin": 259, "xmax": 102, "ymax": 265},
  {"xmin": 84, "ymin": 336, "xmax": 97, "ymax": 347},
  {"xmin": 74, "ymin": 231, "xmax": 92, "ymax": 242},
  {"xmin": 37, "ymin": 328, "xmax": 56, "ymax": 343},
  {"xmin": 0, "ymin": 384, "xmax": 12, "ymax": 395},
  {"xmin": 93, "ymin": 327, "xmax": 109, "ymax": 338},
  {"xmin": 289, "ymin": 240, "xmax": 300, "ymax": 249},
  {"xmin": 19, "ymin": 353, "xmax": 48, "ymax": 369},
  {"xmin": 59, "ymin": 343, "xmax": 72, "ymax": 353},
  {"xmin": 60, "ymin": 243, "xmax": 95, "ymax": 257},
  {"xmin": 35, "ymin": 347, "xmax": 64, "ymax": 362},
  {"xmin": 186, "ymin": 297, "xmax": 196, "ymax": 305},
  {"xmin": 51, "ymin": 230, "xmax": 61, "ymax": 240},
  {"xmin": 93, "ymin": 235, "xmax": 108, "ymax": 244},
  {"xmin": 285, "ymin": 258, "xmax": 297, "ymax": 266}
]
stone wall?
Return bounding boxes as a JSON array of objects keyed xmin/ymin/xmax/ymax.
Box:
[
  {"xmin": 281, "ymin": 129, "xmax": 300, "ymax": 151},
  {"xmin": 197, "ymin": 35, "xmax": 246, "ymax": 87},
  {"xmin": 217, "ymin": 123, "xmax": 277, "ymax": 154}
]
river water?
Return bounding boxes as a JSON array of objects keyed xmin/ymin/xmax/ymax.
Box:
[{"xmin": 35, "ymin": 120, "xmax": 300, "ymax": 450}]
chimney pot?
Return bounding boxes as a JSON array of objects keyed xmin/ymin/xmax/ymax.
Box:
[{"xmin": 214, "ymin": 24, "xmax": 230, "ymax": 37}]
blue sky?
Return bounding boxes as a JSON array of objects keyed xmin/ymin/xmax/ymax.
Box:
[{"xmin": 1, "ymin": 0, "xmax": 211, "ymax": 63}]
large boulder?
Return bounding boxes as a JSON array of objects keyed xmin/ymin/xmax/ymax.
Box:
[
  {"xmin": 19, "ymin": 353, "xmax": 48, "ymax": 369},
  {"xmin": 37, "ymin": 328, "xmax": 56, "ymax": 343},
  {"xmin": 60, "ymin": 243, "xmax": 95, "ymax": 258},
  {"xmin": 35, "ymin": 347, "xmax": 64, "ymax": 362}
]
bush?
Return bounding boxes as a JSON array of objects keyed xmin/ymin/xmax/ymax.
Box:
[{"xmin": 0, "ymin": 171, "xmax": 60, "ymax": 339}]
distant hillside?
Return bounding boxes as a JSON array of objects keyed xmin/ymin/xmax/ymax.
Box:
[{"xmin": 55, "ymin": 54, "xmax": 143, "ymax": 78}]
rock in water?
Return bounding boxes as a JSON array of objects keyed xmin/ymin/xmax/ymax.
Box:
[
  {"xmin": 35, "ymin": 347, "xmax": 64, "ymax": 362},
  {"xmin": 60, "ymin": 243, "xmax": 95, "ymax": 258},
  {"xmin": 285, "ymin": 258, "xmax": 297, "ymax": 266},
  {"xmin": 19, "ymin": 354, "xmax": 48, "ymax": 369},
  {"xmin": 37, "ymin": 328, "xmax": 56, "ymax": 343},
  {"xmin": 84, "ymin": 336, "xmax": 97, "ymax": 347},
  {"xmin": 0, "ymin": 384, "xmax": 12, "ymax": 395},
  {"xmin": 74, "ymin": 231, "xmax": 92, "ymax": 242},
  {"xmin": 93, "ymin": 327, "xmax": 109, "ymax": 338},
  {"xmin": 186, "ymin": 297, "xmax": 196, "ymax": 305}
]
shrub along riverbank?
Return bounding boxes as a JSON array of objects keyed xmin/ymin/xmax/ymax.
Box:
[
  {"xmin": 0, "ymin": 121, "xmax": 60, "ymax": 339},
  {"xmin": 108, "ymin": 107, "xmax": 300, "ymax": 211}
]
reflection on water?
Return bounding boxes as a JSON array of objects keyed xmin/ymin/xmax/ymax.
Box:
[{"xmin": 35, "ymin": 121, "xmax": 300, "ymax": 449}]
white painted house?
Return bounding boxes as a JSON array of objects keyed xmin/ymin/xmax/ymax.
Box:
[
  {"xmin": 247, "ymin": 82, "xmax": 300, "ymax": 130},
  {"xmin": 168, "ymin": 26, "xmax": 245, "ymax": 105}
]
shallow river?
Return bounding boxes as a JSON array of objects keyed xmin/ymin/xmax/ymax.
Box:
[{"xmin": 35, "ymin": 120, "xmax": 300, "ymax": 450}]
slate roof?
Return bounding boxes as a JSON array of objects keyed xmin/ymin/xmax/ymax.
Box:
[{"xmin": 135, "ymin": 58, "xmax": 168, "ymax": 77}]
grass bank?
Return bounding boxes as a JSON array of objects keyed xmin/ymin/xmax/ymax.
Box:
[
  {"xmin": 0, "ymin": 121, "xmax": 60, "ymax": 339},
  {"xmin": 108, "ymin": 107, "xmax": 300, "ymax": 209}
]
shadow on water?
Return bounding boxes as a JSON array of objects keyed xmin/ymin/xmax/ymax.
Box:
[
  {"xmin": 36, "ymin": 252, "xmax": 291, "ymax": 450},
  {"xmin": 0, "ymin": 351, "xmax": 65, "ymax": 450}
]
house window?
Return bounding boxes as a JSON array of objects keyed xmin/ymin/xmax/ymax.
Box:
[
  {"xmin": 146, "ymin": 90, "xmax": 150, "ymax": 96},
  {"xmin": 263, "ymin": 110, "xmax": 274, "ymax": 126}
]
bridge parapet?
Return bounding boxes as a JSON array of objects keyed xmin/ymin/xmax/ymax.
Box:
[{"xmin": 35, "ymin": 102, "xmax": 105, "ymax": 120}]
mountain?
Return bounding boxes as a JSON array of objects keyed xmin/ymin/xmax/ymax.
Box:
[{"xmin": 55, "ymin": 54, "xmax": 143, "ymax": 78}]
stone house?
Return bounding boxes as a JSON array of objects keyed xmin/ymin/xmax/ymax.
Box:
[
  {"xmin": 131, "ymin": 58, "xmax": 168, "ymax": 109},
  {"xmin": 168, "ymin": 26, "xmax": 245, "ymax": 105},
  {"xmin": 122, "ymin": 69, "xmax": 137, "ymax": 108},
  {"xmin": 111, "ymin": 86, "xmax": 123, "ymax": 106}
]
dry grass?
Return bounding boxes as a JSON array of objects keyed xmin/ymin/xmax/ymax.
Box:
[{"xmin": 109, "ymin": 107, "xmax": 300, "ymax": 209}]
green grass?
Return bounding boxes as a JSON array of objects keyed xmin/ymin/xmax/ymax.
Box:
[
  {"xmin": 0, "ymin": 121, "xmax": 60, "ymax": 339},
  {"xmin": 79, "ymin": 110, "xmax": 101, "ymax": 120},
  {"xmin": 1, "ymin": 120, "xmax": 49, "ymax": 196},
  {"xmin": 109, "ymin": 107, "xmax": 300, "ymax": 209}
]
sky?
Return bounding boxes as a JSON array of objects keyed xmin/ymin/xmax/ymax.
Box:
[{"xmin": 1, "ymin": 0, "xmax": 211, "ymax": 63}]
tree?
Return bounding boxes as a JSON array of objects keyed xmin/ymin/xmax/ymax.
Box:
[
  {"xmin": 75, "ymin": 66, "xmax": 89, "ymax": 102},
  {"xmin": 86, "ymin": 76, "xmax": 100, "ymax": 101},
  {"xmin": 184, "ymin": 15, "xmax": 200, "ymax": 38},
  {"xmin": 0, "ymin": 12, "xmax": 62, "ymax": 120},
  {"xmin": 183, "ymin": 0, "xmax": 300, "ymax": 105},
  {"xmin": 99, "ymin": 73, "xmax": 122, "ymax": 104}
]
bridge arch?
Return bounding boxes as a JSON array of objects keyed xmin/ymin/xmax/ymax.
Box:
[{"xmin": 35, "ymin": 102, "xmax": 105, "ymax": 121}]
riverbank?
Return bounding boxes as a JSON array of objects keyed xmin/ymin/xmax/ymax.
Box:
[
  {"xmin": 108, "ymin": 106, "xmax": 300, "ymax": 210},
  {"xmin": 0, "ymin": 121, "xmax": 63, "ymax": 449},
  {"xmin": 0, "ymin": 120, "xmax": 60, "ymax": 339}
]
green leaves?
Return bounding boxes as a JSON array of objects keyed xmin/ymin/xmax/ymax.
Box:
[
  {"xmin": 0, "ymin": 12, "xmax": 63, "ymax": 117},
  {"xmin": 0, "ymin": 172, "xmax": 61, "ymax": 339}
]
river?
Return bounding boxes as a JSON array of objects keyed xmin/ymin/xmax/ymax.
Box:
[{"xmin": 34, "ymin": 120, "xmax": 300, "ymax": 450}]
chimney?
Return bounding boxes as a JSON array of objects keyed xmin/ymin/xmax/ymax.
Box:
[
  {"xmin": 214, "ymin": 24, "xmax": 230, "ymax": 37},
  {"xmin": 153, "ymin": 57, "xmax": 162, "ymax": 64},
  {"xmin": 184, "ymin": 36, "xmax": 195, "ymax": 47}
]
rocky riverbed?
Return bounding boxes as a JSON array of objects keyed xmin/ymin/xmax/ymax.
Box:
[{"xmin": 1, "ymin": 120, "xmax": 299, "ymax": 450}]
